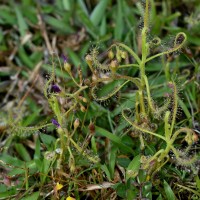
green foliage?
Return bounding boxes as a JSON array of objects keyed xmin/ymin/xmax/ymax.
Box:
[{"xmin": 0, "ymin": 0, "xmax": 199, "ymax": 199}]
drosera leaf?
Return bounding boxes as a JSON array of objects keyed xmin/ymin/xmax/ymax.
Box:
[
  {"xmin": 126, "ymin": 154, "xmax": 141, "ymax": 181},
  {"xmin": 163, "ymin": 180, "xmax": 176, "ymax": 200},
  {"xmin": 90, "ymin": 0, "xmax": 110, "ymax": 26}
]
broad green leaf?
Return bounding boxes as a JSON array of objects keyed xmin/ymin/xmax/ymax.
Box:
[
  {"xmin": 114, "ymin": 183, "xmax": 127, "ymax": 198},
  {"xmin": 164, "ymin": 180, "xmax": 176, "ymax": 200},
  {"xmin": 137, "ymin": 169, "xmax": 147, "ymax": 184},
  {"xmin": 21, "ymin": 191, "xmax": 40, "ymax": 200},
  {"xmin": 40, "ymin": 133, "xmax": 56, "ymax": 147},
  {"xmin": 127, "ymin": 189, "xmax": 137, "ymax": 200},
  {"xmin": 0, "ymin": 187, "xmax": 16, "ymax": 198},
  {"xmin": 126, "ymin": 154, "xmax": 141, "ymax": 180}
]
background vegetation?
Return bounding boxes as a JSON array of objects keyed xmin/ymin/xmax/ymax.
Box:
[{"xmin": 0, "ymin": 0, "xmax": 200, "ymax": 199}]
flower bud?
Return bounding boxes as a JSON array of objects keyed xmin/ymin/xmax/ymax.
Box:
[
  {"xmin": 51, "ymin": 119, "xmax": 60, "ymax": 128},
  {"xmin": 51, "ymin": 84, "xmax": 61, "ymax": 93},
  {"xmin": 85, "ymin": 54, "xmax": 92, "ymax": 65},
  {"xmin": 92, "ymin": 74, "xmax": 98, "ymax": 81},
  {"xmin": 110, "ymin": 60, "xmax": 118, "ymax": 74},
  {"xmin": 116, "ymin": 49, "xmax": 122, "ymax": 63},
  {"xmin": 84, "ymin": 79, "xmax": 91, "ymax": 86},
  {"xmin": 79, "ymin": 96, "xmax": 87, "ymax": 103},
  {"xmin": 74, "ymin": 118, "xmax": 80, "ymax": 129},
  {"xmin": 120, "ymin": 51, "xmax": 127, "ymax": 59},
  {"xmin": 82, "ymin": 97, "xmax": 87, "ymax": 103},
  {"xmin": 192, "ymin": 133, "xmax": 199, "ymax": 143},
  {"xmin": 64, "ymin": 62, "xmax": 71, "ymax": 73},
  {"xmin": 80, "ymin": 105, "xmax": 86, "ymax": 112},
  {"xmin": 108, "ymin": 50, "xmax": 114, "ymax": 59}
]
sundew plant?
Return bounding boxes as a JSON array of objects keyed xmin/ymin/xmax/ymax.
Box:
[{"xmin": 0, "ymin": 0, "xmax": 200, "ymax": 199}]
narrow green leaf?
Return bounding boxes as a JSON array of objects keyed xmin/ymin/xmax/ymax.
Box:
[
  {"xmin": 164, "ymin": 180, "xmax": 176, "ymax": 200},
  {"xmin": 18, "ymin": 46, "xmax": 34, "ymax": 69},
  {"xmin": 44, "ymin": 15, "xmax": 74, "ymax": 34},
  {"xmin": 0, "ymin": 6, "xmax": 16, "ymax": 25},
  {"xmin": 156, "ymin": 194, "xmax": 163, "ymax": 200},
  {"xmin": 95, "ymin": 126, "xmax": 134, "ymax": 153},
  {"xmin": 178, "ymin": 98, "xmax": 192, "ymax": 126},
  {"xmin": 66, "ymin": 48, "xmax": 82, "ymax": 67},
  {"xmin": 101, "ymin": 164, "xmax": 111, "ymax": 181},
  {"xmin": 15, "ymin": 143, "xmax": 31, "ymax": 162},
  {"xmin": 14, "ymin": 5, "xmax": 28, "ymax": 37},
  {"xmin": 109, "ymin": 145, "xmax": 118, "ymax": 179},
  {"xmin": 90, "ymin": 0, "xmax": 109, "ymax": 26},
  {"xmin": 77, "ymin": 5, "xmax": 98, "ymax": 38},
  {"xmin": 100, "ymin": 16, "xmax": 106, "ymax": 36},
  {"xmin": 195, "ymin": 175, "xmax": 200, "ymax": 190},
  {"xmin": 77, "ymin": 0, "xmax": 89, "ymax": 15},
  {"xmin": 114, "ymin": 0, "xmax": 123, "ymax": 40},
  {"xmin": 63, "ymin": 0, "xmax": 72, "ymax": 10}
]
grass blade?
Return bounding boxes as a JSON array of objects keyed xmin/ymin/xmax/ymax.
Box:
[{"xmin": 90, "ymin": 0, "xmax": 110, "ymax": 26}]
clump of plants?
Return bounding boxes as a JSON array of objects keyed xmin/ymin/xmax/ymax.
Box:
[{"xmin": 1, "ymin": 0, "xmax": 199, "ymax": 199}]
